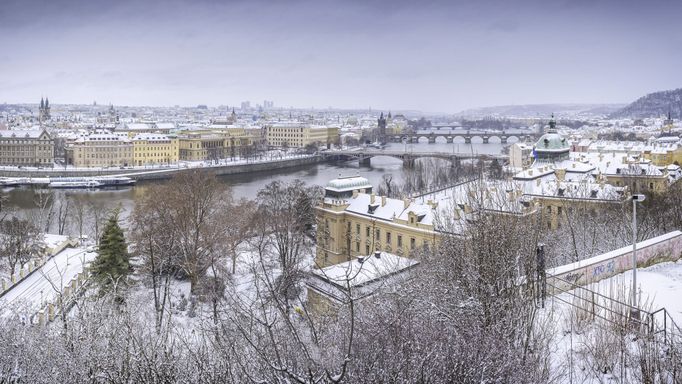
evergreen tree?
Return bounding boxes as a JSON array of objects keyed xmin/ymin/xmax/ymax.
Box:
[{"xmin": 91, "ymin": 211, "xmax": 130, "ymax": 293}]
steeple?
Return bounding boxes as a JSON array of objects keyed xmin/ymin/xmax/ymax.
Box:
[
  {"xmin": 40, "ymin": 97, "xmax": 44, "ymax": 109},
  {"xmin": 387, "ymin": 111, "xmax": 392, "ymax": 119},
  {"xmin": 45, "ymin": 97, "xmax": 49, "ymax": 109}
]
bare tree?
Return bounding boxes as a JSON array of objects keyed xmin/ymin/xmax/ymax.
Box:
[{"xmin": 0, "ymin": 217, "xmax": 43, "ymax": 275}]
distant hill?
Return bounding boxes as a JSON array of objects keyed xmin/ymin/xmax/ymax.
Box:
[
  {"xmin": 609, "ymin": 88, "xmax": 682, "ymax": 119},
  {"xmin": 455, "ymin": 103, "xmax": 624, "ymax": 119}
]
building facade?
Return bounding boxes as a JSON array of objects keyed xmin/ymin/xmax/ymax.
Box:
[
  {"xmin": 177, "ymin": 129, "xmax": 255, "ymax": 161},
  {"xmin": 132, "ymin": 133, "xmax": 179, "ymax": 166},
  {"xmin": 265, "ymin": 123, "xmax": 339, "ymax": 148},
  {"xmin": 315, "ymin": 176, "xmax": 441, "ymax": 267},
  {"xmin": 0, "ymin": 129, "xmax": 54, "ymax": 167},
  {"xmin": 65, "ymin": 134, "xmax": 133, "ymax": 168}
]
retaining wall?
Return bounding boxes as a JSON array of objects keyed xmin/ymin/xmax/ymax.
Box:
[
  {"xmin": 0, "ymin": 155, "xmax": 323, "ymax": 181},
  {"xmin": 547, "ymin": 230, "xmax": 682, "ymax": 293}
]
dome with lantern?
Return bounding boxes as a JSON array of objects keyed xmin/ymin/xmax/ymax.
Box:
[{"xmin": 533, "ymin": 114, "xmax": 570, "ymax": 162}]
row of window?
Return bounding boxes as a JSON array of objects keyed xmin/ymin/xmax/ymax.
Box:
[
  {"xmin": 355, "ymin": 223, "xmax": 421, "ymax": 252},
  {"xmin": 0, "ymin": 158, "xmax": 51, "ymax": 163}
]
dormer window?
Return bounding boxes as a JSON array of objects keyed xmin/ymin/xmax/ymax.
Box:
[{"xmin": 590, "ymin": 190, "xmax": 598, "ymax": 198}]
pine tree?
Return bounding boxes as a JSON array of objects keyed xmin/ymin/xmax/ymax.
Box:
[{"xmin": 91, "ymin": 211, "xmax": 130, "ymax": 293}]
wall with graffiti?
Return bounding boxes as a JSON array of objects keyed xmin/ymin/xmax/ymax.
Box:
[{"xmin": 547, "ymin": 230, "xmax": 682, "ymax": 293}]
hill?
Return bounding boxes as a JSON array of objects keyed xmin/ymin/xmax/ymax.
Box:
[
  {"xmin": 609, "ymin": 88, "xmax": 682, "ymax": 119},
  {"xmin": 455, "ymin": 103, "xmax": 624, "ymax": 119}
]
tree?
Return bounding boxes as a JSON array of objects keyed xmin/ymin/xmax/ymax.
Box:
[
  {"xmin": 488, "ymin": 158, "xmax": 504, "ymax": 179},
  {"xmin": 254, "ymin": 180, "xmax": 321, "ymax": 304},
  {"xmin": 0, "ymin": 218, "xmax": 43, "ymax": 275},
  {"xmin": 91, "ymin": 210, "xmax": 130, "ymax": 294}
]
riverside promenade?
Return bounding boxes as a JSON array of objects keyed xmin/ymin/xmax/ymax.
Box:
[{"xmin": 0, "ymin": 154, "xmax": 323, "ymax": 181}]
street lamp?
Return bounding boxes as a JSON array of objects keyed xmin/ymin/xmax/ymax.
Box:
[{"xmin": 630, "ymin": 193, "xmax": 645, "ymax": 309}]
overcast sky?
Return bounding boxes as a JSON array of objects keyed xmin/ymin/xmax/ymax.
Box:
[{"xmin": 0, "ymin": 0, "xmax": 680, "ymax": 113}]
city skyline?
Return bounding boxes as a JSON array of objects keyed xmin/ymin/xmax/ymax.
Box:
[{"xmin": 1, "ymin": 0, "xmax": 681, "ymax": 113}]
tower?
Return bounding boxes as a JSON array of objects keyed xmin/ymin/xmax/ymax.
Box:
[
  {"xmin": 377, "ymin": 112, "xmax": 387, "ymax": 144},
  {"xmin": 39, "ymin": 97, "xmax": 51, "ymax": 122}
]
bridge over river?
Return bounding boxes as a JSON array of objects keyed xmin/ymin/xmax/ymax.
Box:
[
  {"xmin": 321, "ymin": 150, "xmax": 508, "ymax": 167},
  {"xmin": 388, "ymin": 129, "xmax": 541, "ymax": 144}
]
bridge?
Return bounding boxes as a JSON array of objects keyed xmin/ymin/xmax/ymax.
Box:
[
  {"xmin": 321, "ymin": 150, "xmax": 508, "ymax": 167},
  {"xmin": 388, "ymin": 130, "xmax": 542, "ymax": 144}
]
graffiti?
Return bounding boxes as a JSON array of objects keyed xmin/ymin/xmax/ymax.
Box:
[
  {"xmin": 592, "ymin": 260, "xmax": 615, "ymax": 278},
  {"xmin": 564, "ymin": 271, "xmax": 584, "ymax": 284}
]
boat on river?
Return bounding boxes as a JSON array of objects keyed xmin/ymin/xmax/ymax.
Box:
[{"xmin": 48, "ymin": 176, "xmax": 135, "ymax": 189}]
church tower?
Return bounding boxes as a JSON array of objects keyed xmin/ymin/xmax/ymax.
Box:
[
  {"xmin": 377, "ymin": 112, "xmax": 387, "ymax": 144},
  {"xmin": 39, "ymin": 96, "xmax": 51, "ymax": 122}
]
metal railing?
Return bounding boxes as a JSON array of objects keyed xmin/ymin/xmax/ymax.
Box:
[{"xmin": 545, "ymin": 275, "xmax": 682, "ymax": 346}]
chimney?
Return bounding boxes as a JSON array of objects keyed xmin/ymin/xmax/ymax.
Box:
[
  {"xmin": 453, "ymin": 207, "xmax": 461, "ymax": 220},
  {"xmin": 357, "ymin": 256, "xmax": 365, "ymax": 264},
  {"xmin": 381, "ymin": 195, "xmax": 386, "ymax": 207},
  {"xmin": 463, "ymin": 204, "xmax": 472, "ymax": 214},
  {"xmin": 370, "ymin": 193, "xmax": 376, "ymax": 204},
  {"xmin": 352, "ymin": 189, "xmax": 358, "ymax": 198},
  {"xmin": 374, "ymin": 251, "xmax": 381, "ymax": 259},
  {"xmin": 360, "ymin": 188, "xmax": 366, "ymax": 194},
  {"xmin": 528, "ymin": 169, "xmax": 533, "ymax": 176},
  {"xmin": 403, "ymin": 198, "xmax": 411, "ymax": 209}
]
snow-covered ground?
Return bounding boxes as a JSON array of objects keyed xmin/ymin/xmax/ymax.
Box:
[
  {"xmin": 0, "ymin": 247, "xmax": 96, "ymax": 319},
  {"xmin": 545, "ymin": 259, "xmax": 682, "ymax": 383}
]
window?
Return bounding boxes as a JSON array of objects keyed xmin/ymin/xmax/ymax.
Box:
[
  {"xmin": 366, "ymin": 226, "xmax": 370, "ymax": 237},
  {"xmin": 410, "ymin": 238, "xmax": 416, "ymax": 250},
  {"xmin": 376, "ymin": 229, "xmax": 380, "ymax": 240},
  {"xmin": 356, "ymin": 223, "xmax": 360, "ymax": 234},
  {"xmin": 557, "ymin": 207, "xmax": 562, "ymax": 215},
  {"xmin": 365, "ymin": 244, "xmax": 370, "ymax": 255},
  {"xmin": 356, "ymin": 242, "xmax": 360, "ymax": 252},
  {"xmin": 386, "ymin": 232, "xmax": 391, "ymax": 244}
]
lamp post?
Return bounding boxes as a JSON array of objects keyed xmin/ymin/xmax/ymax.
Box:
[{"xmin": 631, "ymin": 194, "xmax": 645, "ymax": 309}]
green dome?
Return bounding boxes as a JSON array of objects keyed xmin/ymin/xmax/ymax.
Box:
[
  {"xmin": 535, "ymin": 132, "xmax": 569, "ymax": 152},
  {"xmin": 326, "ymin": 176, "xmax": 372, "ymax": 192},
  {"xmin": 533, "ymin": 115, "xmax": 570, "ymax": 162}
]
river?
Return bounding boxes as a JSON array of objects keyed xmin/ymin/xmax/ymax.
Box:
[{"xmin": 3, "ymin": 141, "xmax": 507, "ymax": 234}]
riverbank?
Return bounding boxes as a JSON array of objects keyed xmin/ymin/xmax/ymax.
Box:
[{"xmin": 0, "ymin": 155, "xmax": 324, "ymax": 181}]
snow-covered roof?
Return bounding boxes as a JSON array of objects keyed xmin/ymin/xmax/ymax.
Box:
[
  {"xmin": 125, "ymin": 123, "xmax": 151, "ymax": 130},
  {"xmin": 132, "ymin": 133, "xmax": 173, "ymax": 141},
  {"xmin": 308, "ymin": 252, "xmax": 419, "ymax": 303},
  {"xmin": 313, "ymin": 252, "xmax": 419, "ymax": 288},
  {"xmin": 325, "ymin": 176, "xmax": 372, "ymax": 193},
  {"xmin": 0, "ymin": 129, "xmax": 47, "ymax": 139}
]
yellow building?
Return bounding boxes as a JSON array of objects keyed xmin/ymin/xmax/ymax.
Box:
[
  {"xmin": 315, "ymin": 176, "xmax": 441, "ymax": 267},
  {"xmin": 132, "ymin": 133, "xmax": 179, "ymax": 166},
  {"xmin": 65, "ymin": 133, "xmax": 133, "ymax": 168},
  {"xmin": 178, "ymin": 133, "xmax": 225, "ymax": 161},
  {"xmin": 177, "ymin": 128, "xmax": 255, "ymax": 161},
  {"xmin": 650, "ymin": 144, "xmax": 682, "ymax": 167},
  {"xmin": 266, "ymin": 123, "xmax": 340, "ymax": 148},
  {"xmin": 601, "ymin": 162, "xmax": 670, "ymax": 194}
]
